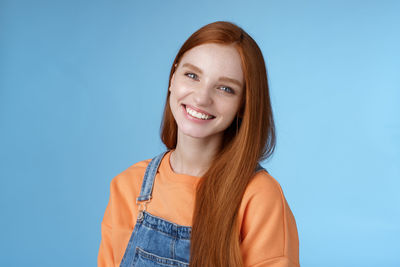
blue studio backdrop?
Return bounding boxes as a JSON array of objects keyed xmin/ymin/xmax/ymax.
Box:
[{"xmin": 1, "ymin": 0, "xmax": 399, "ymax": 266}]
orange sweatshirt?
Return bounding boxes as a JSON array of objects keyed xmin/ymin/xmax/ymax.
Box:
[{"xmin": 98, "ymin": 151, "xmax": 299, "ymax": 266}]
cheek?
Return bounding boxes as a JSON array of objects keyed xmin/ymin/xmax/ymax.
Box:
[
  {"xmin": 169, "ymin": 88, "xmax": 186, "ymax": 115},
  {"xmin": 219, "ymin": 99, "xmax": 242, "ymax": 118},
  {"xmin": 170, "ymin": 82, "xmax": 191, "ymax": 101},
  {"xmin": 169, "ymin": 91, "xmax": 179, "ymax": 112},
  {"xmin": 168, "ymin": 93, "xmax": 180, "ymax": 122}
]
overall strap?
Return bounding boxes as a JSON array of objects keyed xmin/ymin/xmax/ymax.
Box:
[{"xmin": 136, "ymin": 151, "xmax": 168, "ymax": 203}]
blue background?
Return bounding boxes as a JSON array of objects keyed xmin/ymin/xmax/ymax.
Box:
[{"xmin": 1, "ymin": 0, "xmax": 399, "ymax": 266}]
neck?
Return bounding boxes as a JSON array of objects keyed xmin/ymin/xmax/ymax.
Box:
[{"xmin": 170, "ymin": 131, "xmax": 222, "ymax": 177}]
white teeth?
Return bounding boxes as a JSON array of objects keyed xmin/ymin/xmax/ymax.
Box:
[{"xmin": 185, "ymin": 106, "xmax": 213, "ymax": 120}]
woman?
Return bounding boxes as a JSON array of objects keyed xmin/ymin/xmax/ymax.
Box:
[{"xmin": 98, "ymin": 21, "xmax": 299, "ymax": 267}]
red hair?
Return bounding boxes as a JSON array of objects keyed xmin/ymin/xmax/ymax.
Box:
[{"xmin": 160, "ymin": 21, "xmax": 276, "ymax": 266}]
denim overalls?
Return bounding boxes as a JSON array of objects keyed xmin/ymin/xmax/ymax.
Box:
[{"xmin": 120, "ymin": 151, "xmax": 265, "ymax": 267}]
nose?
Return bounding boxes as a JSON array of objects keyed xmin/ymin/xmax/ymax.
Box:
[{"xmin": 193, "ymin": 84, "xmax": 213, "ymax": 106}]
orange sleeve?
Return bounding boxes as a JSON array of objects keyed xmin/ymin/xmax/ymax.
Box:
[
  {"xmin": 239, "ymin": 172, "xmax": 300, "ymax": 267},
  {"xmin": 98, "ymin": 182, "xmax": 115, "ymax": 267},
  {"xmin": 97, "ymin": 161, "xmax": 148, "ymax": 267}
]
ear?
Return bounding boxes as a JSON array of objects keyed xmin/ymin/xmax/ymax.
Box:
[
  {"xmin": 169, "ymin": 72, "xmax": 176, "ymax": 92},
  {"xmin": 169, "ymin": 62, "xmax": 179, "ymax": 92}
]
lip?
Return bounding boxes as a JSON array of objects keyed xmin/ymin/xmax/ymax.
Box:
[
  {"xmin": 181, "ymin": 104, "xmax": 215, "ymax": 122},
  {"xmin": 183, "ymin": 104, "xmax": 215, "ymax": 117}
]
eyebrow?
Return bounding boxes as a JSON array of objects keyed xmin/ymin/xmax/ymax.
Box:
[
  {"xmin": 181, "ymin": 63, "xmax": 243, "ymax": 88},
  {"xmin": 219, "ymin": 76, "xmax": 243, "ymax": 88},
  {"xmin": 182, "ymin": 63, "xmax": 203, "ymax": 74}
]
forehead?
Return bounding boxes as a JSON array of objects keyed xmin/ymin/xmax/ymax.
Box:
[{"xmin": 179, "ymin": 43, "xmax": 244, "ymax": 83}]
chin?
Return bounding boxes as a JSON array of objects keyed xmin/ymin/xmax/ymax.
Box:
[
  {"xmin": 180, "ymin": 130, "xmax": 209, "ymax": 139},
  {"xmin": 180, "ymin": 127, "xmax": 224, "ymax": 140}
]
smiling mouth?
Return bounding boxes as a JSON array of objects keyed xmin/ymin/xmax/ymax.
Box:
[{"xmin": 183, "ymin": 105, "xmax": 215, "ymax": 120}]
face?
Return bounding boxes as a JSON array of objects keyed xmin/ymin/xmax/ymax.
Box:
[{"xmin": 169, "ymin": 43, "xmax": 244, "ymax": 141}]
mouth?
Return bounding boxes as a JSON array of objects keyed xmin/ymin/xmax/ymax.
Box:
[{"xmin": 182, "ymin": 104, "xmax": 215, "ymax": 120}]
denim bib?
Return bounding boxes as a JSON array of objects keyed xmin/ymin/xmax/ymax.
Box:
[{"xmin": 120, "ymin": 151, "xmax": 265, "ymax": 267}]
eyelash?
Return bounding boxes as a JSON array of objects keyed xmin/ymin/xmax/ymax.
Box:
[
  {"xmin": 185, "ymin": 72, "xmax": 199, "ymax": 81},
  {"xmin": 184, "ymin": 72, "xmax": 235, "ymax": 94},
  {"xmin": 219, "ymin": 86, "xmax": 234, "ymax": 94}
]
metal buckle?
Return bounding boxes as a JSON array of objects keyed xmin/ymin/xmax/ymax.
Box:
[
  {"xmin": 136, "ymin": 198, "xmax": 151, "ymax": 222},
  {"xmin": 136, "ymin": 198, "xmax": 151, "ymax": 212}
]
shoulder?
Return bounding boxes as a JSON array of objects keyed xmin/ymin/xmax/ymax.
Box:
[
  {"xmin": 242, "ymin": 170, "xmax": 286, "ymax": 205},
  {"xmin": 239, "ymin": 170, "xmax": 300, "ymax": 266},
  {"xmin": 110, "ymin": 158, "xmax": 152, "ymax": 191},
  {"xmin": 103, "ymin": 158, "xmax": 154, "ymax": 233},
  {"xmin": 239, "ymin": 170, "xmax": 290, "ymax": 224}
]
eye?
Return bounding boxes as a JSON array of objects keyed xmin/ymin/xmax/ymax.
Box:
[
  {"xmin": 219, "ymin": 86, "xmax": 234, "ymax": 94},
  {"xmin": 185, "ymin": 72, "xmax": 199, "ymax": 81}
]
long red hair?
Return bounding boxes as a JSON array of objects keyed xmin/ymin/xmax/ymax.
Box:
[{"xmin": 160, "ymin": 21, "xmax": 276, "ymax": 267}]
